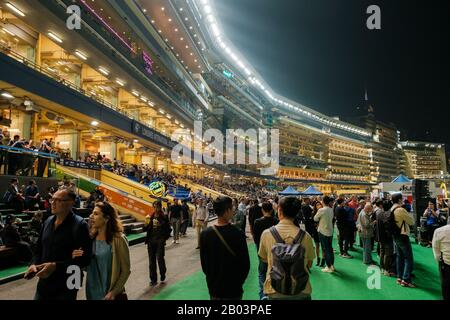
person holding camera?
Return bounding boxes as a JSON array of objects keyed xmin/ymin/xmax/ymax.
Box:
[
  {"xmin": 424, "ymin": 201, "xmax": 439, "ymax": 247},
  {"xmin": 37, "ymin": 139, "xmax": 51, "ymax": 177}
]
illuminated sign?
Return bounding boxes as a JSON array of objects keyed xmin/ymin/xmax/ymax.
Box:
[
  {"xmin": 143, "ymin": 51, "xmax": 154, "ymax": 75},
  {"xmin": 148, "ymin": 181, "xmax": 166, "ymax": 198}
]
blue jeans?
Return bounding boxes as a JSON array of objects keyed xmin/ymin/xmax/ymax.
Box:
[
  {"xmin": 258, "ymin": 258, "xmax": 268, "ymax": 300},
  {"xmin": 394, "ymin": 235, "xmax": 414, "ymax": 282},
  {"xmin": 318, "ymin": 233, "xmax": 334, "ymax": 267},
  {"xmin": 361, "ymin": 237, "xmax": 374, "ymax": 264}
]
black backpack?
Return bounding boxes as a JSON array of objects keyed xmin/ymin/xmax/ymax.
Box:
[
  {"xmin": 269, "ymin": 227, "xmax": 309, "ymax": 295},
  {"xmin": 386, "ymin": 207, "xmax": 405, "ymax": 237}
]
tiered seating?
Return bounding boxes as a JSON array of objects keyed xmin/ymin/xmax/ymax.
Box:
[
  {"xmin": 167, "ymin": 185, "xmax": 190, "ymax": 199},
  {"xmin": 120, "ymin": 214, "xmax": 145, "ymax": 235},
  {"xmin": 81, "ymin": 211, "xmax": 145, "ymax": 236}
]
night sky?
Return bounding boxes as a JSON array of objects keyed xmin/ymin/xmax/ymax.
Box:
[{"xmin": 214, "ymin": 0, "xmax": 450, "ymax": 146}]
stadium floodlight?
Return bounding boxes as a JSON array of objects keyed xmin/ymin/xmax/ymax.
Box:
[
  {"xmin": 6, "ymin": 2, "xmax": 25, "ymax": 17},
  {"xmin": 1, "ymin": 91, "xmax": 14, "ymax": 99},
  {"xmin": 98, "ymin": 67, "xmax": 110, "ymax": 76},
  {"xmin": 48, "ymin": 31, "xmax": 63, "ymax": 43},
  {"xmin": 204, "ymin": 5, "xmax": 212, "ymax": 14},
  {"xmin": 75, "ymin": 50, "xmax": 88, "ymax": 60}
]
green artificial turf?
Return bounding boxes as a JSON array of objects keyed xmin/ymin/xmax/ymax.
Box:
[{"xmin": 153, "ymin": 238, "xmax": 442, "ymax": 300}]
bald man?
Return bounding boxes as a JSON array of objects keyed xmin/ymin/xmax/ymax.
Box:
[
  {"xmin": 357, "ymin": 203, "xmax": 376, "ymax": 265},
  {"xmin": 25, "ymin": 189, "xmax": 92, "ymax": 300}
]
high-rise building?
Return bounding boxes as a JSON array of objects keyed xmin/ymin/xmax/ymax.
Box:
[
  {"xmin": 346, "ymin": 93, "xmax": 401, "ymax": 183},
  {"xmin": 401, "ymin": 141, "xmax": 447, "ymax": 179}
]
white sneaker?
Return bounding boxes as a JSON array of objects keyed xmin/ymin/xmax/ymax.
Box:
[
  {"xmin": 321, "ymin": 267, "xmax": 333, "ymax": 273},
  {"xmin": 172, "ymin": 240, "xmax": 176, "ymax": 244},
  {"xmin": 175, "ymin": 240, "xmax": 179, "ymax": 244},
  {"xmin": 330, "ymin": 265, "xmax": 336, "ymax": 272}
]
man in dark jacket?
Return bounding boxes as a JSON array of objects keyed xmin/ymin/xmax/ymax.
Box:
[
  {"xmin": 376, "ymin": 200, "xmax": 396, "ymax": 276},
  {"xmin": 145, "ymin": 200, "xmax": 170, "ymax": 286},
  {"xmin": 335, "ymin": 199, "xmax": 353, "ymax": 258},
  {"xmin": 180, "ymin": 199, "xmax": 190, "ymax": 237},
  {"xmin": 248, "ymin": 199, "xmax": 263, "ymax": 238},
  {"xmin": 200, "ymin": 196, "xmax": 250, "ymax": 300},
  {"xmin": 253, "ymin": 202, "xmax": 278, "ymax": 300},
  {"xmin": 24, "ymin": 189, "xmax": 92, "ymax": 300}
]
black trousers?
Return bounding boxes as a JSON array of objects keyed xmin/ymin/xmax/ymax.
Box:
[
  {"xmin": 440, "ymin": 260, "xmax": 450, "ymax": 300},
  {"xmin": 180, "ymin": 220, "xmax": 189, "ymax": 235},
  {"xmin": 379, "ymin": 240, "xmax": 395, "ymax": 273},
  {"xmin": 147, "ymin": 239, "xmax": 166, "ymax": 283},
  {"xmin": 338, "ymin": 227, "xmax": 350, "ymax": 254}
]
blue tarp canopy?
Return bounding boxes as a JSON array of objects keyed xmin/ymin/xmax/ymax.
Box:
[
  {"xmin": 391, "ymin": 174, "xmax": 412, "ymax": 183},
  {"xmin": 279, "ymin": 186, "xmax": 302, "ymax": 196},
  {"xmin": 302, "ymin": 186, "xmax": 323, "ymax": 196}
]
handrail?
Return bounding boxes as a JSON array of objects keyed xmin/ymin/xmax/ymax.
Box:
[
  {"xmin": 0, "ymin": 145, "xmax": 58, "ymax": 158},
  {"xmin": 70, "ymin": 0, "xmax": 199, "ymax": 118},
  {"xmin": 0, "ymin": 43, "xmax": 136, "ymax": 120}
]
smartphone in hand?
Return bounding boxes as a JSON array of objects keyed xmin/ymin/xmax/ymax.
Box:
[{"xmin": 24, "ymin": 270, "xmax": 37, "ymax": 280}]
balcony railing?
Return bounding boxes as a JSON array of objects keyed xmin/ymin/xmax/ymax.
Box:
[
  {"xmin": 0, "ymin": 44, "xmax": 137, "ymax": 121},
  {"xmin": 48, "ymin": 0, "xmax": 198, "ymax": 119}
]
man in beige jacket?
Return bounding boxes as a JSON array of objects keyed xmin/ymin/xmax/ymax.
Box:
[{"xmin": 193, "ymin": 198, "xmax": 208, "ymax": 249}]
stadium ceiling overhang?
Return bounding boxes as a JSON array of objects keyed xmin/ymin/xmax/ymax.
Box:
[{"xmin": 193, "ymin": 0, "xmax": 372, "ymax": 139}]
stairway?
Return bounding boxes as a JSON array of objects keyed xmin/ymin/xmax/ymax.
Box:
[
  {"xmin": 82, "ymin": 213, "xmax": 145, "ymax": 236},
  {"xmin": 119, "ymin": 214, "xmax": 145, "ymax": 235}
]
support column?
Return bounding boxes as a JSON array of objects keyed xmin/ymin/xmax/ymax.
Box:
[
  {"xmin": 70, "ymin": 129, "xmax": 79, "ymax": 160},
  {"xmin": 22, "ymin": 112, "xmax": 32, "ymax": 140}
]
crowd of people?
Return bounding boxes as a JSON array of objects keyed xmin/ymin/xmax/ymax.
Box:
[
  {"xmin": 180, "ymin": 175, "xmax": 275, "ymax": 199},
  {"xmin": 197, "ymin": 193, "xmax": 450, "ymax": 300},
  {"xmin": 0, "ymin": 177, "xmax": 87, "ymax": 263},
  {"xmin": 1, "ymin": 156, "xmax": 449, "ymax": 300},
  {"xmin": 0, "ymin": 185, "xmax": 448, "ymax": 301}
]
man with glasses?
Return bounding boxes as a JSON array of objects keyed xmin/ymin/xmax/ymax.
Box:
[{"xmin": 24, "ymin": 189, "xmax": 92, "ymax": 300}]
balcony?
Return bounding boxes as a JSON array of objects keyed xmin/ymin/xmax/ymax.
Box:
[{"xmin": 40, "ymin": 0, "xmax": 198, "ymax": 119}]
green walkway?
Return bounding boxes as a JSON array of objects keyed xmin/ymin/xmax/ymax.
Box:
[{"xmin": 153, "ymin": 239, "xmax": 442, "ymax": 300}]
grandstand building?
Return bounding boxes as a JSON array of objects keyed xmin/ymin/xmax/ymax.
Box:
[{"xmin": 0, "ymin": 0, "xmax": 446, "ymax": 195}]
